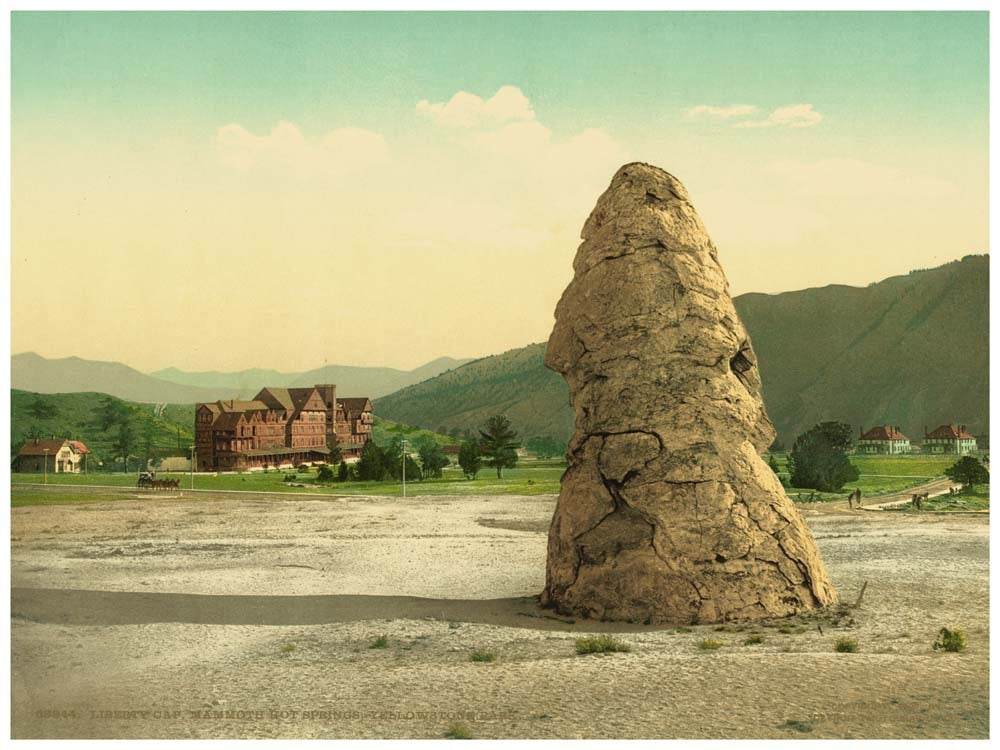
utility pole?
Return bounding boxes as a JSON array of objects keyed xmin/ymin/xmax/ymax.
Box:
[{"xmin": 401, "ymin": 439, "xmax": 408, "ymax": 497}]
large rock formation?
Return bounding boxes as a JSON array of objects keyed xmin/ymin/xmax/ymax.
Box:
[{"xmin": 542, "ymin": 162, "xmax": 837, "ymax": 623}]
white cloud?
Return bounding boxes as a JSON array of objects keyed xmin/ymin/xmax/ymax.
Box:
[
  {"xmin": 685, "ymin": 104, "xmax": 759, "ymax": 119},
  {"xmin": 767, "ymin": 158, "xmax": 958, "ymax": 196},
  {"xmin": 216, "ymin": 121, "xmax": 389, "ymax": 177},
  {"xmin": 416, "ymin": 85, "xmax": 535, "ymax": 129},
  {"xmin": 734, "ymin": 103, "xmax": 823, "ymax": 129}
]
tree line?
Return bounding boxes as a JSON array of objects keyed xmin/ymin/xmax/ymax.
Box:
[{"xmin": 319, "ymin": 414, "xmax": 522, "ymax": 484}]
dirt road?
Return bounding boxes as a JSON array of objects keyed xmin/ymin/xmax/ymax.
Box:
[
  {"xmin": 821, "ymin": 479, "xmax": 958, "ymax": 512},
  {"xmin": 10, "ymin": 491, "xmax": 988, "ymax": 739}
]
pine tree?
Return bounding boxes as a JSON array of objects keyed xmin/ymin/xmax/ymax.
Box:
[{"xmin": 479, "ymin": 415, "xmax": 520, "ymax": 479}]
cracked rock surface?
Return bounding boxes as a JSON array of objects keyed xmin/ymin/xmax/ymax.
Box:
[{"xmin": 541, "ymin": 162, "xmax": 837, "ymax": 623}]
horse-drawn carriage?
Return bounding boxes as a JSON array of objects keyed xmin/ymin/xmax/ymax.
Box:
[{"xmin": 137, "ymin": 472, "xmax": 179, "ymax": 490}]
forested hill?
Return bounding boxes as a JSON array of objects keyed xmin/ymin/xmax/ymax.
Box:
[
  {"xmin": 10, "ymin": 390, "xmax": 194, "ymax": 466},
  {"xmin": 375, "ymin": 255, "xmax": 989, "ymax": 447}
]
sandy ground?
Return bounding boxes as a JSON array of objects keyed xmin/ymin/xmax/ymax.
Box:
[{"xmin": 10, "ymin": 488, "xmax": 989, "ymax": 739}]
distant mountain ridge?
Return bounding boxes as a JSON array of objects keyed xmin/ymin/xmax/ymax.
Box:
[
  {"xmin": 375, "ymin": 255, "xmax": 989, "ymax": 446},
  {"xmin": 151, "ymin": 357, "xmax": 471, "ymax": 398},
  {"xmin": 12, "ymin": 353, "xmax": 473, "ymax": 404},
  {"xmin": 11, "ymin": 353, "xmax": 240, "ymax": 404}
]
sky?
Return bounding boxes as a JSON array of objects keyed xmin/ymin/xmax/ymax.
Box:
[{"xmin": 10, "ymin": 11, "xmax": 990, "ymax": 372}]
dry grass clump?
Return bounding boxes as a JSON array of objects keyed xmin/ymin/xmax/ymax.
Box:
[{"xmin": 575, "ymin": 635, "xmax": 631, "ymax": 655}]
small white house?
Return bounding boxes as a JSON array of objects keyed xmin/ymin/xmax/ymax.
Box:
[
  {"xmin": 13, "ymin": 438, "xmax": 90, "ymax": 473},
  {"xmin": 857, "ymin": 426, "xmax": 911, "ymax": 455},
  {"xmin": 923, "ymin": 424, "xmax": 978, "ymax": 455}
]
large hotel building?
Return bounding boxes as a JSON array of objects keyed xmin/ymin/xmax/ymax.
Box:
[{"xmin": 195, "ymin": 384, "xmax": 372, "ymax": 471}]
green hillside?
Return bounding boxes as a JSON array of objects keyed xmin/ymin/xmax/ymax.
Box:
[
  {"xmin": 11, "ymin": 390, "xmax": 195, "ymax": 468},
  {"xmin": 737, "ymin": 254, "xmax": 988, "ymax": 445},
  {"xmin": 375, "ymin": 255, "xmax": 989, "ymax": 447},
  {"xmin": 374, "ymin": 343, "xmax": 573, "ymax": 446}
]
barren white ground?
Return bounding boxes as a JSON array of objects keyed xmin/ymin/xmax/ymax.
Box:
[{"xmin": 11, "ymin": 490, "xmax": 989, "ymax": 739}]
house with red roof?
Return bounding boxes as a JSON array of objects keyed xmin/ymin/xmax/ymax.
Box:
[
  {"xmin": 13, "ymin": 438, "xmax": 90, "ymax": 473},
  {"xmin": 857, "ymin": 425, "xmax": 911, "ymax": 455},
  {"xmin": 923, "ymin": 424, "xmax": 978, "ymax": 455}
]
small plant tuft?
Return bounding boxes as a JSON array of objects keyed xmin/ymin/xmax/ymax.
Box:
[
  {"xmin": 368, "ymin": 634, "xmax": 389, "ymax": 650},
  {"xmin": 743, "ymin": 635, "xmax": 765, "ymax": 646},
  {"xmin": 444, "ymin": 723, "xmax": 473, "ymax": 739},
  {"xmin": 932, "ymin": 627, "xmax": 967, "ymax": 653},
  {"xmin": 781, "ymin": 719, "xmax": 814, "ymax": 733},
  {"xmin": 575, "ymin": 635, "xmax": 631, "ymax": 655},
  {"xmin": 834, "ymin": 637, "xmax": 859, "ymax": 653},
  {"xmin": 281, "ymin": 642, "xmax": 297, "ymax": 653},
  {"xmin": 698, "ymin": 639, "xmax": 724, "ymax": 650},
  {"xmin": 469, "ymin": 649, "xmax": 496, "ymax": 663}
]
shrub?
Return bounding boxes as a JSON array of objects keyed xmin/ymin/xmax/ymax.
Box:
[
  {"xmin": 368, "ymin": 635, "xmax": 389, "ymax": 649},
  {"xmin": 698, "ymin": 639, "xmax": 724, "ymax": 650},
  {"xmin": 316, "ymin": 465, "xmax": 335, "ymax": 482},
  {"xmin": 281, "ymin": 643, "xmax": 297, "ymax": 653},
  {"xmin": 444, "ymin": 723, "xmax": 473, "ymax": 739},
  {"xmin": 788, "ymin": 421, "xmax": 859, "ymax": 492},
  {"xmin": 283, "ymin": 473, "xmax": 297, "ymax": 482},
  {"xmin": 744, "ymin": 635, "xmax": 765, "ymax": 646},
  {"xmin": 944, "ymin": 457, "xmax": 989, "ymax": 492},
  {"xmin": 575, "ymin": 635, "xmax": 631, "ymax": 654},
  {"xmin": 469, "ymin": 649, "xmax": 496, "ymax": 663},
  {"xmin": 834, "ymin": 637, "xmax": 859, "ymax": 653},
  {"xmin": 932, "ymin": 627, "xmax": 967, "ymax": 653}
]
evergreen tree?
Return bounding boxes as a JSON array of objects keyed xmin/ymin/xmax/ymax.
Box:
[
  {"xmin": 338, "ymin": 461, "xmax": 350, "ymax": 482},
  {"xmin": 479, "ymin": 414, "xmax": 520, "ymax": 479}
]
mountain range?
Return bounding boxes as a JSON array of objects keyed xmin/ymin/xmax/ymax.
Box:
[
  {"xmin": 11, "ymin": 353, "xmax": 472, "ymax": 404},
  {"xmin": 375, "ymin": 255, "xmax": 989, "ymax": 446}
]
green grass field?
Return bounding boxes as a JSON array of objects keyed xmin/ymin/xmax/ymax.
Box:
[
  {"xmin": 773, "ymin": 453, "xmax": 959, "ymax": 502},
  {"xmin": 11, "ymin": 462, "xmax": 565, "ymax": 500},
  {"xmin": 11, "ymin": 453, "xmax": 968, "ymax": 507}
]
